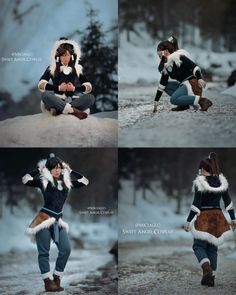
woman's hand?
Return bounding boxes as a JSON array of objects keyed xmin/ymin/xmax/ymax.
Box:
[
  {"xmin": 231, "ymin": 220, "xmax": 236, "ymax": 230},
  {"xmin": 59, "ymin": 82, "xmax": 67, "ymax": 92},
  {"xmin": 184, "ymin": 222, "xmax": 190, "ymax": 232},
  {"xmin": 198, "ymin": 79, "xmax": 206, "ymax": 88},
  {"xmin": 62, "ymin": 162, "xmax": 72, "ymax": 173},
  {"xmin": 153, "ymin": 101, "xmax": 160, "ymax": 113},
  {"xmin": 67, "ymin": 82, "xmax": 75, "ymax": 92}
]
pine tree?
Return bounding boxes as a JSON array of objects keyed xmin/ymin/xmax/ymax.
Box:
[{"xmin": 79, "ymin": 5, "xmax": 118, "ymax": 113}]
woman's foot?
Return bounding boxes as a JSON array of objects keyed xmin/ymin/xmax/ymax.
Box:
[
  {"xmin": 201, "ymin": 262, "xmax": 214, "ymax": 287},
  {"xmin": 44, "ymin": 278, "xmax": 61, "ymax": 292},
  {"xmin": 171, "ymin": 105, "xmax": 190, "ymax": 111},
  {"xmin": 71, "ymin": 107, "xmax": 88, "ymax": 120},
  {"xmin": 53, "ymin": 274, "xmax": 64, "ymax": 291},
  {"xmin": 199, "ymin": 97, "xmax": 213, "ymax": 111},
  {"xmin": 50, "ymin": 108, "xmax": 59, "ymax": 116}
]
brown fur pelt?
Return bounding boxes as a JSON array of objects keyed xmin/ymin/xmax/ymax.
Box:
[
  {"xmin": 189, "ymin": 78, "xmax": 203, "ymax": 96},
  {"xmin": 28, "ymin": 212, "xmax": 50, "ymax": 228},
  {"xmin": 195, "ymin": 209, "xmax": 230, "ymax": 238}
]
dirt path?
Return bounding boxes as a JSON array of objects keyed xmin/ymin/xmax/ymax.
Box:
[
  {"xmin": 119, "ymin": 239, "xmax": 236, "ymax": 295},
  {"xmin": 0, "ymin": 248, "xmax": 117, "ymax": 295},
  {"xmin": 118, "ymin": 82, "xmax": 236, "ymax": 147}
]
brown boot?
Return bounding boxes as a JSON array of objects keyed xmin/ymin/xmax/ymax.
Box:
[
  {"xmin": 201, "ymin": 262, "xmax": 213, "ymax": 286},
  {"xmin": 53, "ymin": 274, "xmax": 64, "ymax": 291},
  {"xmin": 43, "ymin": 277, "xmax": 61, "ymax": 292},
  {"xmin": 71, "ymin": 107, "xmax": 88, "ymax": 120},
  {"xmin": 50, "ymin": 108, "xmax": 60, "ymax": 116},
  {"xmin": 199, "ymin": 97, "xmax": 213, "ymax": 111},
  {"xmin": 171, "ymin": 105, "xmax": 190, "ymax": 111}
]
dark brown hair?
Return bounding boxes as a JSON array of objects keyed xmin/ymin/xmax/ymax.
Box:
[
  {"xmin": 54, "ymin": 40, "xmax": 77, "ymax": 77},
  {"xmin": 157, "ymin": 36, "xmax": 179, "ymax": 72},
  {"xmin": 199, "ymin": 152, "xmax": 220, "ymax": 176}
]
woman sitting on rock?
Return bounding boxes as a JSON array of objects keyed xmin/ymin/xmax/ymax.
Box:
[{"xmin": 38, "ymin": 37, "xmax": 95, "ymax": 120}]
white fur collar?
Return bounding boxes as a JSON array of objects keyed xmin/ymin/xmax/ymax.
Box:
[
  {"xmin": 37, "ymin": 159, "xmax": 72, "ymax": 190},
  {"xmin": 163, "ymin": 49, "xmax": 190, "ymax": 74},
  {"xmin": 192, "ymin": 174, "xmax": 228, "ymax": 193},
  {"xmin": 49, "ymin": 39, "xmax": 83, "ymax": 77}
]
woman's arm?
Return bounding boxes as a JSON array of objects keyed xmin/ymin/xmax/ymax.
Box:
[
  {"xmin": 186, "ymin": 188, "xmax": 202, "ymax": 222},
  {"xmin": 153, "ymin": 72, "xmax": 169, "ymax": 112},
  {"xmin": 38, "ymin": 66, "xmax": 60, "ymax": 92},
  {"xmin": 75, "ymin": 74, "xmax": 92, "ymax": 94},
  {"xmin": 222, "ymin": 190, "xmax": 235, "ymax": 220},
  {"xmin": 70, "ymin": 170, "xmax": 89, "ymax": 188},
  {"xmin": 22, "ymin": 169, "xmax": 42, "ymax": 188}
]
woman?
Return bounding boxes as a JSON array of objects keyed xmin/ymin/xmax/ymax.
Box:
[
  {"xmin": 38, "ymin": 37, "xmax": 95, "ymax": 119},
  {"xmin": 153, "ymin": 36, "xmax": 212, "ymax": 112},
  {"xmin": 22, "ymin": 154, "xmax": 89, "ymax": 292},
  {"xmin": 184, "ymin": 152, "xmax": 236, "ymax": 287}
]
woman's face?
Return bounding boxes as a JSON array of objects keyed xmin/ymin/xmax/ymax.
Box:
[
  {"xmin": 60, "ymin": 50, "xmax": 71, "ymax": 66},
  {"xmin": 157, "ymin": 49, "xmax": 170, "ymax": 59},
  {"xmin": 51, "ymin": 164, "xmax": 62, "ymax": 179}
]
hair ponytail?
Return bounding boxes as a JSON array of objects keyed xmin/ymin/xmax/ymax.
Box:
[
  {"xmin": 208, "ymin": 152, "xmax": 220, "ymax": 176},
  {"xmin": 199, "ymin": 152, "xmax": 220, "ymax": 176}
]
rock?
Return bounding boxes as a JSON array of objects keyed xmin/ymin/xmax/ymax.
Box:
[{"xmin": 0, "ymin": 112, "xmax": 117, "ymax": 147}]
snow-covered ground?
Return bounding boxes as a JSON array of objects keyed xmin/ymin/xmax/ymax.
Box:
[
  {"xmin": 0, "ymin": 111, "xmax": 118, "ymax": 147},
  {"xmin": 119, "ymin": 82, "xmax": 236, "ymax": 147},
  {"xmin": 0, "ymin": 0, "xmax": 117, "ymax": 102}
]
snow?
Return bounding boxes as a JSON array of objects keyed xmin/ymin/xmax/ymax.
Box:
[
  {"xmin": 119, "ymin": 83, "xmax": 236, "ymax": 147},
  {"xmin": 222, "ymin": 84, "xmax": 236, "ymax": 96},
  {"xmin": 0, "ymin": 200, "xmax": 117, "ymax": 254},
  {"xmin": 0, "ymin": 0, "xmax": 117, "ymax": 101},
  {"xmin": 0, "ymin": 112, "xmax": 118, "ymax": 147},
  {"xmin": 119, "ymin": 27, "xmax": 236, "ymax": 85}
]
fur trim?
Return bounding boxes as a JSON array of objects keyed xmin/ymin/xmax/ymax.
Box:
[
  {"xmin": 199, "ymin": 258, "xmax": 210, "ymax": 266},
  {"xmin": 53, "ymin": 270, "xmax": 64, "ymax": 277},
  {"xmin": 37, "ymin": 159, "xmax": 73, "ymax": 190},
  {"xmin": 82, "ymin": 82, "xmax": 92, "ymax": 93},
  {"xmin": 182, "ymin": 80, "xmax": 194, "ymax": 96},
  {"xmin": 163, "ymin": 49, "xmax": 191, "ymax": 74},
  {"xmin": 226, "ymin": 201, "xmax": 234, "ymax": 211},
  {"xmin": 62, "ymin": 103, "xmax": 73, "ymax": 114},
  {"xmin": 58, "ymin": 218, "xmax": 69, "ymax": 232},
  {"xmin": 193, "ymin": 66, "xmax": 201, "ymax": 76},
  {"xmin": 49, "ymin": 39, "xmax": 83, "ymax": 78},
  {"xmin": 191, "ymin": 205, "xmax": 200, "ymax": 216},
  {"xmin": 192, "ymin": 174, "xmax": 228, "ymax": 193},
  {"xmin": 191, "ymin": 224, "xmax": 233, "ymax": 247},
  {"xmin": 38, "ymin": 79, "xmax": 48, "ymax": 92},
  {"xmin": 26, "ymin": 217, "xmax": 56, "ymax": 235},
  {"xmin": 42, "ymin": 271, "xmax": 53, "ymax": 280}
]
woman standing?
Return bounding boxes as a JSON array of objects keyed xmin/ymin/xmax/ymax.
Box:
[
  {"xmin": 38, "ymin": 37, "xmax": 95, "ymax": 119},
  {"xmin": 184, "ymin": 153, "xmax": 236, "ymax": 287},
  {"xmin": 22, "ymin": 154, "xmax": 89, "ymax": 292},
  {"xmin": 153, "ymin": 36, "xmax": 212, "ymax": 112}
]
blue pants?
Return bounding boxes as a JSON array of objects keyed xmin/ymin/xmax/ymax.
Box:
[
  {"xmin": 192, "ymin": 239, "xmax": 218, "ymax": 271},
  {"xmin": 35, "ymin": 228, "xmax": 71, "ymax": 276},
  {"xmin": 164, "ymin": 81, "xmax": 196, "ymax": 106},
  {"xmin": 42, "ymin": 92, "xmax": 95, "ymax": 113}
]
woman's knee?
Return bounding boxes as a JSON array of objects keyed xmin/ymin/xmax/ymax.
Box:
[
  {"xmin": 170, "ymin": 94, "xmax": 178, "ymax": 105},
  {"xmin": 86, "ymin": 94, "xmax": 95, "ymax": 106}
]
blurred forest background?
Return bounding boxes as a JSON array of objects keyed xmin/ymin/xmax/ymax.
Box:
[
  {"xmin": 0, "ymin": 148, "xmax": 117, "ymax": 219},
  {"xmin": 119, "ymin": 148, "xmax": 236, "ymax": 214},
  {"xmin": 0, "ymin": 0, "xmax": 118, "ymax": 120},
  {"xmin": 120, "ymin": 0, "xmax": 236, "ymax": 51}
]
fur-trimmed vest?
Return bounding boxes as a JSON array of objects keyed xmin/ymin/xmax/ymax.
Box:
[
  {"xmin": 187, "ymin": 174, "xmax": 235, "ymax": 246},
  {"xmin": 23, "ymin": 159, "xmax": 89, "ymax": 241}
]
